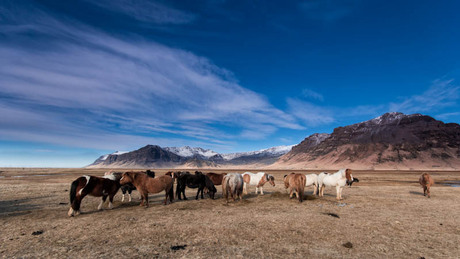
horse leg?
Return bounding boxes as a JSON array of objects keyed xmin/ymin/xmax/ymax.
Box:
[
  {"xmin": 69, "ymin": 193, "xmax": 84, "ymax": 217},
  {"xmin": 423, "ymin": 186, "xmax": 427, "ymax": 196},
  {"xmin": 336, "ymin": 186, "xmax": 341, "ymax": 200},
  {"xmin": 121, "ymin": 189, "xmax": 126, "ymax": 202},
  {"xmin": 140, "ymin": 193, "xmax": 145, "ymax": 206},
  {"xmin": 243, "ymin": 183, "xmax": 248, "ymax": 195},
  {"xmin": 98, "ymin": 196, "xmax": 107, "ymax": 210},
  {"xmin": 427, "ymin": 186, "xmax": 431, "ymax": 198},
  {"xmin": 145, "ymin": 195, "xmax": 149, "ymax": 208},
  {"xmin": 108, "ymin": 195, "xmax": 114, "ymax": 209},
  {"xmin": 260, "ymin": 186, "xmax": 264, "ymax": 195},
  {"xmin": 289, "ymin": 187, "xmax": 293, "ymax": 199}
]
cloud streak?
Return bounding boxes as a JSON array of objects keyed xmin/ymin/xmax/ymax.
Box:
[
  {"xmin": 0, "ymin": 2, "xmax": 302, "ymax": 151},
  {"xmin": 389, "ymin": 79, "xmax": 459, "ymax": 114},
  {"xmin": 86, "ymin": 0, "xmax": 196, "ymax": 25}
]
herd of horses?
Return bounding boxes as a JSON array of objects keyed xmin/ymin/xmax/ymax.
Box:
[{"xmin": 67, "ymin": 169, "xmax": 435, "ymax": 217}]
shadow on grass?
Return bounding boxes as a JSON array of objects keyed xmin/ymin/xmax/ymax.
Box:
[
  {"xmin": 409, "ymin": 191, "xmax": 424, "ymax": 196},
  {"xmin": 0, "ymin": 197, "xmax": 43, "ymax": 217}
]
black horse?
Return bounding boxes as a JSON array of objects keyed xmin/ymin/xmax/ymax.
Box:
[{"xmin": 176, "ymin": 171, "xmax": 217, "ymax": 200}]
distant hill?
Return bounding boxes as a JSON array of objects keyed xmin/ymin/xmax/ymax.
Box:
[
  {"xmin": 87, "ymin": 145, "xmax": 294, "ymax": 169},
  {"xmin": 273, "ymin": 112, "xmax": 460, "ymax": 170}
]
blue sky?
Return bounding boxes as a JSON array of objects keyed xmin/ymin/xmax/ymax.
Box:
[{"xmin": 1, "ymin": 0, "xmax": 459, "ymax": 167}]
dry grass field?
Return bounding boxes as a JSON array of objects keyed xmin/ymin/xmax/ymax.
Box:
[{"xmin": 1, "ymin": 168, "xmax": 460, "ymax": 258}]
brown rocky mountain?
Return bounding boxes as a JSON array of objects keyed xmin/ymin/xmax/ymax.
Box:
[{"xmin": 274, "ymin": 112, "xmax": 460, "ymax": 170}]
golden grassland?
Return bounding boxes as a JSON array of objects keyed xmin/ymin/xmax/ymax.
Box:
[{"xmin": 1, "ymin": 168, "xmax": 459, "ymax": 258}]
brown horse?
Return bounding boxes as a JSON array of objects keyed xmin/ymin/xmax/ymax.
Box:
[
  {"xmin": 419, "ymin": 173, "xmax": 434, "ymax": 198},
  {"xmin": 284, "ymin": 173, "xmax": 306, "ymax": 202},
  {"xmin": 206, "ymin": 172, "xmax": 227, "ymax": 186},
  {"xmin": 68, "ymin": 175, "xmax": 121, "ymax": 216},
  {"xmin": 120, "ymin": 172, "xmax": 174, "ymax": 207}
]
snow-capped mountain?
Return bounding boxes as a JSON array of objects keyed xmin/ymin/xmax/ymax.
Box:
[
  {"xmin": 221, "ymin": 145, "xmax": 294, "ymax": 160},
  {"xmin": 164, "ymin": 146, "xmax": 218, "ymax": 158},
  {"xmin": 87, "ymin": 145, "xmax": 294, "ymax": 168}
]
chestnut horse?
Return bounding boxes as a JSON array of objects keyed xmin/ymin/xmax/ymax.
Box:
[
  {"xmin": 318, "ymin": 169, "xmax": 353, "ymax": 200},
  {"xmin": 206, "ymin": 172, "xmax": 227, "ymax": 186},
  {"xmin": 284, "ymin": 173, "xmax": 306, "ymax": 202},
  {"xmin": 222, "ymin": 173, "xmax": 244, "ymax": 203},
  {"xmin": 120, "ymin": 172, "xmax": 174, "ymax": 207},
  {"xmin": 68, "ymin": 175, "xmax": 121, "ymax": 216},
  {"xmin": 242, "ymin": 172, "xmax": 275, "ymax": 195},
  {"xmin": 105, "ymin": 170, "xmax": 155, "ymax": 202},
  {"xmin": 419, "ymin": 173, "xmax": 434, "ymax": 198}
]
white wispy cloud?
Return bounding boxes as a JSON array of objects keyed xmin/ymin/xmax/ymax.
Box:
[
  {"xmin": 286, "ymin": 98, "xmax": 335, "ymax": 126},
  {"xmin": 0, "ymin": 3, "xmax": 302, "ymax": 150},
  {"xmin": 302, "ymin": 88, "xmax": 324, "ymax": 101},
  {"xmin": 436, "ymin": 112, "xmax": 460, "ymax": 120},
  {"xmin": 86, "ymin": 0, "xmax": 196, "ymax": 25},
  {"xmin": 389, "ymin": 79, "xmax": 459, "ymax": 114}
]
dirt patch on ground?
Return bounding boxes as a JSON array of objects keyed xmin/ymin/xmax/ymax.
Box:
[{"xmin": 0, "ymin": 168, "xmax": 459, "ymax": 258}]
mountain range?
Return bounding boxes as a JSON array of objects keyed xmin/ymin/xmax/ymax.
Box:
[
  {"xmin": 87, "ymin": 144, "xmax": 294, "ymax": 169},
  {"xmin": 87, "ymin": 112, "xmax": 460, "ymax": 170}
]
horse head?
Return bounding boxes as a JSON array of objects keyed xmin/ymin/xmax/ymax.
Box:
[
  {"xmin": 266, "ymin": 174, "xmax": 276, "ymax": 186},
  {"xmin": 146, "ymin": 170, "xmax": 155, "ymax": 178},
  {"xmin": 345, "ymin": 169, "xmax": 353, "ymax": 184},
  {"xmin": 120, "ymin": 172, "xmax": 134, "ymax": 185}
]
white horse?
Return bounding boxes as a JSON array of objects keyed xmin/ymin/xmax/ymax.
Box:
[
  {"xmin": 305, "ymin": 173, "xmax": 318, "ymax": 195},
  {"xmin": 317, "ymin": 169, "xmax": 353, "ymax": 200},
  {"xmin": 242, "ymin": 172, "xmax": 275, "ymax": 195},
  {"xmin": 222, "ymin": 173, "xmax": 244, "ymax": 203}
]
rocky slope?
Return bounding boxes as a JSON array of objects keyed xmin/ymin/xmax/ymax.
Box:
[{"xmin": 274, "ymin": 112, "xmax": 460, "ymax": 170}]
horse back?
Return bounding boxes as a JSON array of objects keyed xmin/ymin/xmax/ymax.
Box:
[{"xmin": 143, "ymin": 175, "xmax": 173, "ymax": 194}]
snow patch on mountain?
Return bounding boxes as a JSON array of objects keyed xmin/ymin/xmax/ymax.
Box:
[
  {"xmin": 164, "ymin": 146, "xmax": 219, "ymax": 158},
  {"xmin": 99, "ymin": 151, "xmax": 128, "ymax": 161},
  {"xmin": 221, "ymin": 145, "xmax": 294, "ymax": 160}
]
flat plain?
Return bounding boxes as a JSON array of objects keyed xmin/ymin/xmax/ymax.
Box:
[{"xmin": 0, "ymin": 168, "xmax": 459, "ymax": 258}]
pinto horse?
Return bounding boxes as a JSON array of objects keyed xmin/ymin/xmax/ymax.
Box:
[
  {"xmin": 305, "ymin": 173, "xmax": 319, "ymax": 195},
  {"xmin": 419, "ymin": 173, "xmax": 434, "ymax": 198},
  {"xmin": 206, "ymin": 172, "xmax": 227, "ymax": 186},
  {"xmin": 284, "ymin": 173, "xmax": 306, "ymax": 202},
  {"xmin": 68, "ymin": 175, "xmax": 121, "ymax": 216},
  {"xmin": 318, "ymin": 169, "xmax": 353, "ymax": 200},
  {"xmin": 242, "ymin": 172, "xmax": 275, "ymax": 195},
  {"xmin": 222, "ymin": 173, "xmax": 244, "ymax": 203},
  {"xmin": 176, "ymin": 171, "xmax": 217, "ymax": 200},
  {"xmin": 120, "ymin": 172, "xmax": 173, "ymax": 207}
]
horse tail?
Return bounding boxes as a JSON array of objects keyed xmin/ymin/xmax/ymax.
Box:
[
  {"xmin": 222, "ymin": 175, "xmax": 229, "ymax": 200},
  {"xmin": 298, "ymin": 175, "xmax": 306, "ymax": 202},
  {"xmin": 69, "ymin": 178, "xmax": 79, "ymax": 205}
]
